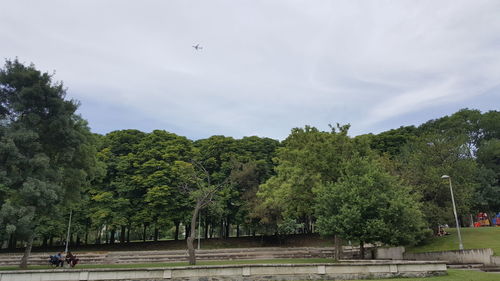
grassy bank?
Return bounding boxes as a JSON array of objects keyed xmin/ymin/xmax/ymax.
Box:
[{"xmin": 407, "ymin": 227, "xmax": 500, "ymax": 255}]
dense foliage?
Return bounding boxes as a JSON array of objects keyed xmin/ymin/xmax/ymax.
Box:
[
  {"xmin": 316, "ymin": 156, "xmax": 427, "ymax": 257},
  {"xmin": 0, "ymin": 60, "xmax": 99, "ymax": 267},
  {"xmin": 1, "ymin": 61, "xmax": 499, "ymax": 265}
]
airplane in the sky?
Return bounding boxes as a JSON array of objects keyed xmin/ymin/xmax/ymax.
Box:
[{"xmin": 192, "ymin": 44, "xmax": 203, "ymax": 50}]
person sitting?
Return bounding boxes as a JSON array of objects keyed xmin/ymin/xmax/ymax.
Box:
[
  {"xmin": 437, "ymin": 226, "xmax": 449, "ymax": 237},
  {"xmin": 65, "ymin": 251, "xmax": 79, "ymax": 267},
  {"xmin": 50, "ymin": 252, "xmax": 64, "ymax": 267}
]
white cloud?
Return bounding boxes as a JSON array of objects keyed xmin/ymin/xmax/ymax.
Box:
[{"xmin": 1, "ymin": 0, "xmax": 499, "ymax": 139}]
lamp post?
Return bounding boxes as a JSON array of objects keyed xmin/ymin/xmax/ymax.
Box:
[
  {"xmin": 65, "ymin": 210, "xmax": 73, "ymax": 254},
  {"xmin": 441, "ymin": 175, "xmax": 464, "ymax": 250}
]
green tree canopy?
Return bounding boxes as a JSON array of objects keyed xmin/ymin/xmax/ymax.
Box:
[
  {"xmin": 256, "ymin": 124, "xmax": 361, "ymax": 232},
  {"xmin": 316, "ymin": 155, "xmax": 427, "ymax": 257},
  {"xmin": 0, "ymin": 59, "xmax": 98, "ymax": 267}
]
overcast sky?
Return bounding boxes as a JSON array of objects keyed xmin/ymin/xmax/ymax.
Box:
[{"xmin": 1, "ymin": 0, "xmax": 499, "ymax": 140}]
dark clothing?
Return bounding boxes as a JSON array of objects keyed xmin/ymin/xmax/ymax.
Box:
[
  {"xmin": 50, "ymin": 255, "xmax": 64, "ymax": 267},
  {"xmin": 65, "ymin": 252, "xmax": 79, "ymax": 267}
]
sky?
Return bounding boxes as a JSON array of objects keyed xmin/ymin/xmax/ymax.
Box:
[{"xmin": 1, "ymin": 0, "xmax": 499, "ymax": 140}]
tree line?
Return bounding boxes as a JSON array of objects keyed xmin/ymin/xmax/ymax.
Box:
[{"xmin": 1, "ymin": 60, "xmax": 499, "ymax": 266}]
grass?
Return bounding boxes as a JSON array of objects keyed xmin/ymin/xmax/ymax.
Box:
[
  {"xmin": 0, "ymin": 258, "xmax": 335, "ymax": 271},
  {"xmin": 407, "ymin": 227, "xmax": 500, "ymax": 255},
  {"xmin": 351, "ymin": 269, "xmax": 498, "ymax": 281}
]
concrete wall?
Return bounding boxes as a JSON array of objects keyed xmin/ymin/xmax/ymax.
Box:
[
  {"xmin": 375, "ymin": 247, "xmax": 405, "ymax": 260},
  {"xmin": 0, "ymin": 261, "xmax": 446, "ymax": 281},
  {"xmin": 490, "ymin": 256, "xmax": 500, "ymax": 266},
  {"xmin": 404, "ymin": 248, "xmax": 494, "ymax": 265}
]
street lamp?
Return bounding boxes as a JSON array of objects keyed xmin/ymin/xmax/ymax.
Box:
[
  {"xmin": 65, "ymin": 210, "xmax": 73, "ymax": 254},
  {"xmin": 441, "ymin": 175, "xmax": 464, "ymax": 250}
]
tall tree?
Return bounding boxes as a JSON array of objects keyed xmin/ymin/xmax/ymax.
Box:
[
  {"xmin": 395, "ymin": 134, "xmax": 479, "ymax": 228},
  {"xmin": 175, "ymin": 161, "xmax": 224, "ymax": 265},
  {"xmin": 136, "ymin": 130, "xmax": 193, "ymax": 241},
  {"xmin": 0, "ymin": 59, "xmax": 98, "ymax": 268},
  {"xmin": 90, "ymin": 129, "xmax": 145, "ymax": 243},
  {"xmin": 193, "ymin": 135, "xmax": 279, "ymax": 238},
  {"xmin": 475, "ymin": 139, "xmax": 500, "ymax": 213},
  {"xmin": 316, "ymin": 155, "xmax": 427, "ymax": 258},
  {"xmin": 256, "ymin": 125, "xmax": 358, "ymax": 232}
]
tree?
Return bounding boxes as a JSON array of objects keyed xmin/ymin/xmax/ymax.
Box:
[
  {"xmin": 256, "ymin": 124, "xmax": 358, "ymax": 232},
  {"xmin": 316, "ymin": 156, "xmax": 427, "ymax": 258},
  {"xmin": 396, "ymin": 134, "xmax": 479, "ymax": 228},
  {"xmin": 416, "ymin": 109, "xmax": 500, "ymax": 156},
  {"xmin": 362, "ymin": 126, "xmax": 418, "ymax": 157},
  {"xmin": 175, "ymin": 161, "xmax": 224, "ymax": 265},
  {"xmin": 193, "ymin": 135, "xmax": 279, "ymax": 239},
  {"xmin": 92, "ymin": 130, "xmax": 145, "ymax": 243},
  {"xmin": 230, "ymin": 160, "xmax": 270, "ymax": 236},
  {"xmin": 0, "ymin": 59, "xmax": 98, "ymax": 268},
  {"xmin": 475, "ymin": 139, "xmax": 500, "ymax": 213},
  {"xmin": 134, "ymin": 130, "xmax": 193, "ymax": 241}
]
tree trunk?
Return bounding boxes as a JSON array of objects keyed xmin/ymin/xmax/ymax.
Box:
[
  {"xmin": 49, "ymin": 236, "xmax": 54, "ymax": 246},
  {"xmin": 19, "ymin": 234, "xmax": 34, "ymax": 269},
  {"xmin": 110, "ymin": 229, "xmax": 115, "ymax": 244},
  {"xmin": 105, "ymin": 225, "xmax": 109, "ymax": 244},
  {"xmin": 174, "ymin": 221, "xmax": 180, "ymax": 241},
  {"xmin": 236, "ymin": 224, "xmax": 240, "ymax": 237},
  {"xmin": 154, "ymin": 227, "xmax": 159, "ymax": 242},
  {"xmin": 333, "ymin": 235, "xmax": 343, "ymax": 260},
  {"xmin": 84, "ymin": 225, "xmax": 89, "ymax": 245},
  {"xmin": 204, "ymin": 220, "xmax": 209, "ymax": 239},
  {"xmin": 142, "ymin": 224, "xmax": 147, "ymax": 242},
  {"xmin": 127, "ymin": 224, "xmax": 131, "ymax": 243},
  {"xmin": 225, "ymin": 218, "xmax": 230, "ymax": 238},
  {"xmin": 8, "ymin": 234, "xmax": 15, "ymax": 249},
  {"xmin": 220, "ymin": 220, "xmax": 224, "ymax": 238},
  {"xmin": 120, "ymin": 225, "xmax": 126, "ymax": 243},
  {"xmin": 96, "ymin": 228, "xmax": 101, "ymax": 244},
  {"xmin": 359, "ymin": 241, "xmax": 365, "ymax": 259},
  {"xmin": 42, "ymin": 236, "xmax": 48, "ymax": 247},
  {"xmin": 185, "ymin": 223, "xmax": 191, "ymax": 240},
  {"xmin": 187, "ymin": 203, "xmax": 201, "ymax": 265}
]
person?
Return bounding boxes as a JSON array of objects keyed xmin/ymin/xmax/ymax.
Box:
[
  {"xmin": 50, "ymin": 252, "xmax": 64, "ymax": 267},
  {"xmin": 437, "ymin": 227, "xmax": 444, "ymax": 236},
  {"xmin": 65, "ymin": 251, "xmax": 79, "ymax": 267},
  {"xmin": 436, "ymin": 226, "xmax": 449, "ymax": 237}
]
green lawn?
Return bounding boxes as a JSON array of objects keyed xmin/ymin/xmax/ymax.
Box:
[
  {"xmin": 351, "ymin": 270, "xmax": 498, "ymax": 281},
  {"xmin": 407, "ymin": 227, "xmax": 500, "ymax": 255}
]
